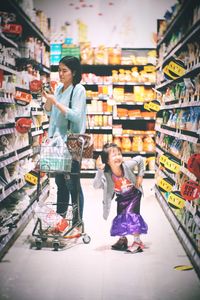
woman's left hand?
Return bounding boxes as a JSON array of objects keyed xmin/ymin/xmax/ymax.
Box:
[{"xmin": 135, "ymin": 176, "xmax": 143, "ymax": 188}]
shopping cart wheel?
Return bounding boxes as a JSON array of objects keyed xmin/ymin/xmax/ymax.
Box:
[
  {"xmin": 53, "ymin": 240, "xmax": 60, "ymax": 251},
  {"xmin": 35, "ymin": 239, "xmax": 42, "ymax": 250},
  {"xmin": 82, "ymin": 234, "xmax": 91, "ymax": 244}
]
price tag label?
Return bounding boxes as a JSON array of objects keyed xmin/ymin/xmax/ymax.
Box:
[
  {"xmin": 165, "ymin": 158, "xmax": 181, "ymax": 174},
  {"xmin": 163, "ymin": 65, "xmax": 178, "ymax": 80},
  {"xmin": 168, "ymin": 192, "xmax": 185, "ymax": 209},
  {"xmin": 168, "ymin": 60, "xmax": 186, "ymax": 77},
  {"xmin": 163, "ymin": 57, "xmax": 186, "ymax": 80},
  {"xmin": 158, "ymin": 178, "xmax": 173, "ymax": 192},
  {"xmin": 144, "ymin": 103, "xmax": 151, "ymax": 111},
  {"xmin": 144, "ymin": 65, "xmax": 156, "ymax": 72},
  {"xmin": 24, "ymin": 173, "xmax": 38, "ymax": 185},
  {"xmin": 148, "ymin": 101, "xmax": 160, "ymax": 112}
]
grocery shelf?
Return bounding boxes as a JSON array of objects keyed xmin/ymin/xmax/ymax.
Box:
[
  {"xmin": 156, "ymin": 124, "xmax": 199, "ymax": 144},
  {"xmin": 0, "ymin": 33, "xmax": 18, "ymax": 48},
  {"xmin": 155, "ymin": 185, "xmax": 200, "ymax": 278},
  {"xmin": 0, "ymin": 182, "xmax": 50, "ymax": 260},
  {"xmin": 162, "ymin": 20, "xmax": 200, "ymax": 66},
  {"xmin": 0, "ymin": 0, "xmax": 50, "ymax": 48},
  {"xmin": 155, "ymin": 0, "xmax": 200, "ymax": 278},
  {"xmin": 157, "ymin": 0, "xmax": 194, "ymax": 48},
  {"xmin": 0, "ymin": 64, "xmax": 17, "ymax": 75},
  {"xmin": 0, "ymin": 0, "xmax": 50, "ymax": 260}
]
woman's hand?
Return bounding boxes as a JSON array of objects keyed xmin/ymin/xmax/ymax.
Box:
[
  {"xmin": 135, "ymin": 176, "xmax": 143, "ymax": 188},
  {"xmin": 42, "ymin": 90, "xmax": 57, "ymax": 105},
  {"xmin": 96, "ymin": 155, "xmax": 105, "ymax": 170}
]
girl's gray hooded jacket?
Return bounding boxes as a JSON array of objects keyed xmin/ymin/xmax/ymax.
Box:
[{"xmin": 93, "ymin": 156, "xmax": 145, "ymax": 220}]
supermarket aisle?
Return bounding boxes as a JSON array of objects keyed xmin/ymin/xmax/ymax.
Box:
[{"xmin": 0, "ymin": 178, "xmax": 200, "ymax": 300}]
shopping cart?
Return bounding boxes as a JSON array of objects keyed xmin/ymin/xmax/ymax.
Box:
[{"xmin": 32, "ymin": 135, "xmax": 91, "ymax": 251}]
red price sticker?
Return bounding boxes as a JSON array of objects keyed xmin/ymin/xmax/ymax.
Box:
[
  {"xmin": 15, "ymin": 90, "xmax": 32, "ymax": 105},
  {"xmin": 180, "ymin": 180, "xmax": 200, "ymax": 201},
  {"xmin": 3, "ymin": 23, "xmax": 22, "ymax": 35}
]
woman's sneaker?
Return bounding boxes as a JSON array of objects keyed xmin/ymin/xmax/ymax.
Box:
[
  {"xmin": 111, "ymin": 237, "xmax": 128, "ymax": 251},
  {"xmin": 126, "ymin": 241, "xmax": 144, "ymax": 253}
]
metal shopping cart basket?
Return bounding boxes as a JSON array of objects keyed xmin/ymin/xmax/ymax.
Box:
[{"xmin": 32, "ymin": 135, "xmax": 91, "ymax": 251}]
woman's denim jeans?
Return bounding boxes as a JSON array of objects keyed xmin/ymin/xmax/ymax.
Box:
[{"xmin": 55, "ymin": 160, "xmax": 84, "ymax": 220}]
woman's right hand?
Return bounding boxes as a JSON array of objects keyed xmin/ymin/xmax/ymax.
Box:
[
  {"xmin": 42, "ymin": 90, "xmax": 56, "ymax": 103},
  {"xmin": 96, "ymin": 155, "xmax": 105, "ymax": 170}
]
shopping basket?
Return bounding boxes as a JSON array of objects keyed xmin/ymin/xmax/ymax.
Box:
[
  {"xmin": 32, "ymin": 134, "xmax": 91, "ymax": 250},
  {"xmin": 39, "ymin": 145, "xmax": 72, "ymax": 173}
]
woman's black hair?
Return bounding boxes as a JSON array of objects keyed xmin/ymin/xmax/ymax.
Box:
[
  {"xmin": 59, "ymin": 56, "xmax": 82, "ymax": 85},
  {"xmin": 101, "ymin": 143, "xmax": 122, "ymax": 172}
]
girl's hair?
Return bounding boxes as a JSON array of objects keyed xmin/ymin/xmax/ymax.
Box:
[
  {"xmin": 101, "ymin": 143, "xmax": 122, "ymax": 172},
  {"xmin": 59, "ymin": 56, "xmax": 82, "ymax": 85}
]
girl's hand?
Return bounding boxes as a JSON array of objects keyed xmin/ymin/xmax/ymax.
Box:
[
  {"xmin": 135, "ymin": 176, "xmax": 143, "ymax": 188},
  {"xmin": 96, "ymin": 155, "xmax": 105, "ymax": 170}
]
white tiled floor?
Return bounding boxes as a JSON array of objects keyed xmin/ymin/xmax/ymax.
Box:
[{"xmin": 0, "ymin": 178, "xmax": 200, "ymax": 300}]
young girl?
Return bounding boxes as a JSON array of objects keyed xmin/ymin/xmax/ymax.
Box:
[{"xmin": 93, "ymin": 143, "xmax": 148, "ymax": 253}]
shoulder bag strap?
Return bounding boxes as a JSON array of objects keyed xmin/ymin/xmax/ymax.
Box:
[
  {"xmin": 68, "ymin": 85, "xmax": 90, "ymax": 134},
  {"xmin": 67, "ymin": 86, "xmax": 75, "ymax": 131}
]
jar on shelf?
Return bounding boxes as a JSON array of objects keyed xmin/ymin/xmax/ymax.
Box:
[
  {"xmin": 131, "ymin": 136, "xmax": 143, "ymax": 152},
  {"xmin": 121, "ymin": 137, "xmax": 131, "ymax": 152},
  {"xmin": 143, "ymin": 137, "xmax": 155, "ymax": 152},
  {"xmin": 113, "ymin": 137, "xmax": 122, "ymax": 148}
]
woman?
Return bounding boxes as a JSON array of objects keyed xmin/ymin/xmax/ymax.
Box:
[
  {"xmin": 93, "ymin": 143, "xmax": 148, "ymax": 253},
  {"xmin": 43, "ymin": 56, "xmax": 86, "ymax": 221}
]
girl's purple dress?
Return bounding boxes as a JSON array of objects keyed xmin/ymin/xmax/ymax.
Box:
[{"xmin": 110, "ymin": 183, "xmax": 148, "ymax": 236}]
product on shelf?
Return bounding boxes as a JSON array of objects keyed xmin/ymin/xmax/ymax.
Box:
[
  {"xmin": 0, "ymin": 0, "xmax": 51, "ymax": 258},
  {"xmin": 155, "ymin": 0, "xmax": 200, "ymax": 267}
]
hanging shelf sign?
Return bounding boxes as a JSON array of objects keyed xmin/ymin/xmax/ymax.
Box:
[
  {"xmin": 143, "ymin": 65, "xmax": 156, "ymax": 72},
  {"xmin": 144, "ymin": 100, "xmax": 160, "ymax": 112},
  {"xmin": 164, "ymin": 156, "xmax": 181, "ymax": 174},
  {"xmin": 148, "ymin": 100, "xmax": 160, "ymax": 112},
  {"xmin": 162, "ymin": 57, "xmax": 186, "ymax": 80},
  {"xmin": 168, "ymin": 191, "xmax": 185, "ymax": 209},
  {"xmin": 24, "ymin": 172, "xmax": 38, "ymax": 185},
  {"xmin": 159, "ymin": 154, "xmax": 168, "ymax": 167},
  {"xmin": 14, "ymin": 88, "xmax": 32, "ymax": 105},
  {"xmin": 3, "ymin": 23, "xmax": 22, "ymax": 39},
  {"xmin": 158, "ymin": 177, "xmax": 174, "ymax": 192}
]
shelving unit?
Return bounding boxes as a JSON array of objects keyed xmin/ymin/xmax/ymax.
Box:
[
  {"xmin": 0, "ymin": 0, "xmax": 50, "ymax": 258},
  {"xmin": 80, "ymin": 48, "xmax": 157, "ymax": 177},
  {"xmin": 155, "ymin": 0, "xmax": 200, "ymax": 276}
]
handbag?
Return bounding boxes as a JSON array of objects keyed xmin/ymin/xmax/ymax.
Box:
[{"xmin": 66, "ymin": 86, "xmax": 94, "ymax": 159}]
